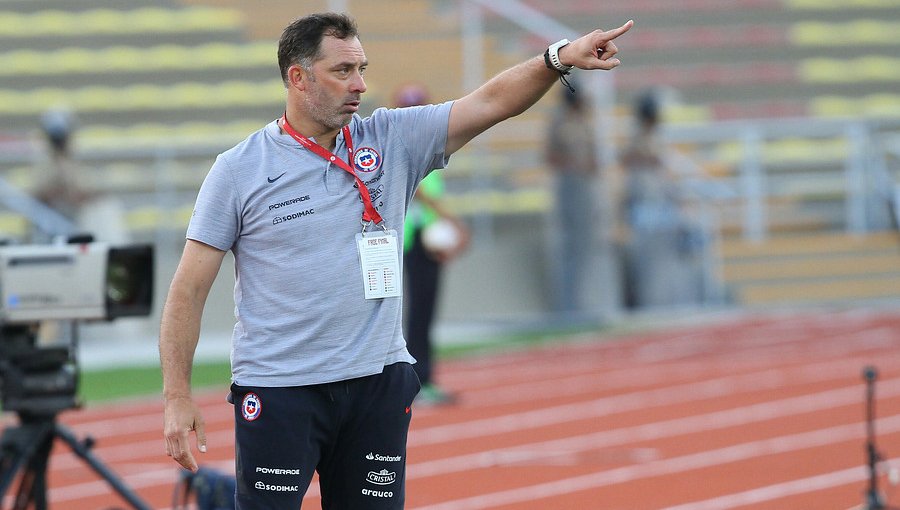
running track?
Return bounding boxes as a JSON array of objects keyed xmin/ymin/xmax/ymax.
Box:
[{"xmin": 6, "ymin": 308, "xmax": 900, "ymax": 509}]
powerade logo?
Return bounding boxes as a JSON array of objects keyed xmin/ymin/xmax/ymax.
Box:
[
  {"xmin": 268, "ymin": 196, "xmax": 310, "ymax": 210},
  {"xmin": 256, "ymin": 467, "xmax": 300, "ymax": 475}
]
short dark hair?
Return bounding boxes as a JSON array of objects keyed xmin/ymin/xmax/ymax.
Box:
[
  {"xmin": 634, "ymin": 90, "xmax": 660, "ymax": 125},
  {"xmin": 278, "ymin": 12, "xmax": 359, "ymax": 86}
]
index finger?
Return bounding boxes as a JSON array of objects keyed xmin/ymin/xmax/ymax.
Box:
[
  {"xmin": 602, "ymin": 19, "xmax": 634, "ymax": 41},
  {"xmin": 167, "ymin": 430, "xmax": 198, "ymax": 472}
]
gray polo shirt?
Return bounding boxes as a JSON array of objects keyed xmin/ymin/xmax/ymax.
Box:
[{"xmin": 187, "ymin": 101, "xmax": 453, "ymax": 387}]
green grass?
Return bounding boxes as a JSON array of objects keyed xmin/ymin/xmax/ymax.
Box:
[{"xmin": 79, "ymin": 359, "xmax": 231, "ymax": 403}]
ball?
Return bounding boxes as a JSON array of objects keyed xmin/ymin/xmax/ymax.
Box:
[{"xmin": 421, "ymin": 219, "xmax": 460, "ymax": 252}]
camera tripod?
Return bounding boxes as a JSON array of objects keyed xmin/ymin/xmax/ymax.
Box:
[
  {"xmin": 0, "ymin": 411, "xmax": 152, "ymax": 510},
  {"xmin": 863, "ymin": 366, "xmax": 897, "ymax": 510}
]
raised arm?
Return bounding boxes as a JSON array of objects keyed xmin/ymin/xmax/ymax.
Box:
[
  {"xmin": 160, "ymin": 238, "xmax": 226, "ymax": 472},
  {"xmin": 446, "ymin": 19, "xmax": 633, "ymax": 155}
]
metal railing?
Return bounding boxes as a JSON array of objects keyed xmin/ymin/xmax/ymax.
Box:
[{"xmin": 663, "ymin": 116, "xmax": 900, "ymax": 240}]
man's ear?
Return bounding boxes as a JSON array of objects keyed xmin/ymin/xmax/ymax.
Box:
[{"xmin": 288, "ymin": 64, "xmax": 308, "ymax": 91}]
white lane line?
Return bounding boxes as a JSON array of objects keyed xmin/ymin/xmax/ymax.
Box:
[
  {"xmin": 409, "ymin": 375, "xmax": 900, "ymax": 447},
  {"xmin": 659, "ymin": 458, "xmax": 900, "ymax": 510},
  {"xmin": 49, "ymin": 428, "xmax": 235, "ymax": 470},
  {"xmin": 407, "ymin": 377, "xmax": 900, "ymax": 480},
  {"xmin": 408, "ymin": 417, "xmax": 900, "ymax": 510},
  {"xmin": 463, "ymin": 354, "xmax": 900, "ymax": 408},
  {"xmin": 437, "ymin": 320, "xmax": 869, "ymax": 389},
  {"xmin": 67, "ymin": 403, "xmax": 234, "ymax": 438}
]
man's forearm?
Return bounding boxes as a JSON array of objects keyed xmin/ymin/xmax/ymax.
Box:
[
  {"xmin": 476, "ymin": 56, "xmax": 558, "ymax": 127},
  {"xmin": 159, "ymin": 289, "xmax": 203, "ymax": 399},
  {"xmin": 482, "ymin": 56, "xmax": 559, "ymax": 119},
  {"xmin": 447, "ymin": 56, "xmax": 558, "ymax": 154},
  {"xmin": 447, "ymin": 20, "xmax": 632, "ymax": 155}
]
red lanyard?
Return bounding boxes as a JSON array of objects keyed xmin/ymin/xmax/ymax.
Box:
[{"xmin": 279, "ymin": 113, "xmax": 383, "ymax": 225}]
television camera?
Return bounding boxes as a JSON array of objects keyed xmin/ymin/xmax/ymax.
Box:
[{"xmin": 0, "ymin": 238, "xmax": 154, "ymax": 510}]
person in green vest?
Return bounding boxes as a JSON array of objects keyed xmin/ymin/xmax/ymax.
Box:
[{"xmin": 397, "ymin": 84, "xmax": 470, "ymax": 405}]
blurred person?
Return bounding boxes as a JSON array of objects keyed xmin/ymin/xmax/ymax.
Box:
[
  {"xmin": 35, "ymin": 108, "xmax": 86, "ymax": 223},
  {"xmin": 396, "ymin": 84, "xmax": 470, "ymax": 407},
  {"xmin": 33, "ymin": 108, "xmax": 130, "ymax": 244},
  {"xmin": 618, "ymin": 90, "xmax": 695, "ymax": 308},
  {"xmin": 159, "ymin": 12, "xmax": 632, "ymax": 509},
  {"xmin": 544, "ymin": 84, "xmax": 598, "ymax": 314}
]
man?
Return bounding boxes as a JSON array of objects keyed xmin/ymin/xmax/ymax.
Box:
[
  {"xmin": 545, "ymin": 84, "xmax": 599, "ymax": 314},
  {"xmin": 160, "ymin": 12, "xmax": 632, "ymax": 509}
]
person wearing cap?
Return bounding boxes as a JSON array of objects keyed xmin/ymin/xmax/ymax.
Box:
[
  {"xmin": 160, "ymin": 12, "xmax": 632, "ymax": 509},
  {"xmin": 619, "ymin": 89, "xmax": 687, "ymax": 308}
]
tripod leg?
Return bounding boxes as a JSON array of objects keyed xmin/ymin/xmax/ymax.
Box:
[
  {"xmin": 0, "ymin": 429, "xmax": 31, "ymax": 496},
  {"xmin": 864, "ymin": 366, "xmax": 891, "ymax": 510},
  {"xmin": 52, "ymin": 424, "xmax": 152, "ymax": 510},
  {"xmin": 13, "ymin": 435, "xmax": 51, "ymax": 510},
  {"xmin": 0, "ymin": 421, "xmax": 54, "ymax": 509}
]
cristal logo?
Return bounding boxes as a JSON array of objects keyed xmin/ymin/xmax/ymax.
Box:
[{"xmin": 366, "ymin": 469, "xmax": 397, "ymax": 485}]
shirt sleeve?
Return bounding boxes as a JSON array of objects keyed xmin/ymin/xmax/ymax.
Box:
[
  {"xmin": 386, "ymin": 100, "xmax": 453, "ymax": 176},
  {"xmin": 186, "ymin": 154, "xmax": 241, "ymax": 251}
]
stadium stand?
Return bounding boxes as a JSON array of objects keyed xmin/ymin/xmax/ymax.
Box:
[
  {"xmin": 479, "ymin": 0, "xmax": 900, "ymax": 306},
  {"xmin": 721, "ymin": 231, "xmax": 900, "ymax": 305},
  {"xmin": 0, "ymin": 0, "xmax": 898, "ymax": 311}
]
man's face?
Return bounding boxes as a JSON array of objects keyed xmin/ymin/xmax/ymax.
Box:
[{"xmin": 301, "ymin": 36, "xmax": 368, "ymax": 131}]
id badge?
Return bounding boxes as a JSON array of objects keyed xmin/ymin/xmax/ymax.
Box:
[{"xmin": 355, "ymin": 229, "xmax": 402, "ymax": 300}]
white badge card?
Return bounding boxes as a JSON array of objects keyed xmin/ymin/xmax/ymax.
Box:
[{"xmin": 355, "ymin": 230, "xmax": 402, "ymax": 300}]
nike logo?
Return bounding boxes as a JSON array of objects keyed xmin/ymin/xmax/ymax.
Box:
[{"xmin": 267, "ymin": 172, "xmax": 287, "ymax": 183}]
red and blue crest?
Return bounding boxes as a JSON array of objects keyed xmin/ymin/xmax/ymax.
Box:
[
  {"xmin": 354, "ymin": 147, "xmax": 382, "ymax": 173},
  {"xmin": 241, "ymin": 392, "xmax": 262, "ymax": 421}
]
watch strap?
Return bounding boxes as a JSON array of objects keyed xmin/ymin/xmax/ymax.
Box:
[{"xmin": 546, "ymin": 38, "xmax": 573, "ymax": 74}]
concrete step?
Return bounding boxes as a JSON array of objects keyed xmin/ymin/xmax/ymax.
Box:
[
  {"xmin": 724, "ymin": 252, "xmax": 900, "ymax": 283},
  {"xmin": 738, "ymin": 273, "xmax": 900, "ymax": 305},
  {"xmin": 721, "ymin": 231, "xmax": 900, "ymax": 259},
  {"xmin": 719, "ymin": 231, "xmax": 900, "ymax": 305}
]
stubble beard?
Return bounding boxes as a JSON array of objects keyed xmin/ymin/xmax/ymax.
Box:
[{"xmin": 304, "ymin": 89, "xmax": 353, "ymax": 132}]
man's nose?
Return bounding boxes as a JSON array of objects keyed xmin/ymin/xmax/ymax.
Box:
[{"xmin": 351, "ymin": 72, "xmax": 367, "ymax": 94}]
